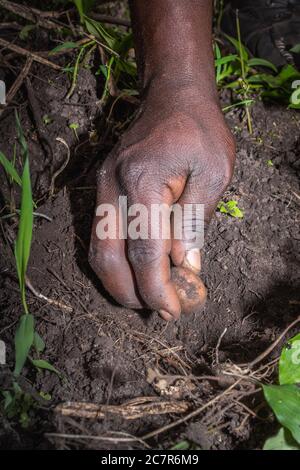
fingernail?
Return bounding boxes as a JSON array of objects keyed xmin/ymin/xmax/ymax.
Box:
[
  {"xmin": 183, "ymin": 248, "xmax": 201, "ymax": 274},
  {"xmin": 159, "ymin": 310, "xmax": 174, "ymax": 322}
]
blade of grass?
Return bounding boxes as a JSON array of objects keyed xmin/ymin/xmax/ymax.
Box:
[
  {"xmin": 73, "ymin": 0, "xmax": 95, "ymax": 23},
  {"xmin": 66, "ymin": 41, "xmax": 94, "ymax": 100},
  {"xmin": 30, "ymin": 359, "xmax": 62, "ymax": 378},
  {"xmin": 14, "ymin": 314, "xmax": 34, "ymax": 376},
  {"xmin": 15, "ymin": 111, "xmax": 28, "ymax": 160},
  {"xmin": 0, "ymin": 150, "xmax": 22, "ymax": 186},
  {"xmin": 14, "ymin": 156, "xmax": 33, "ymax": 313}
]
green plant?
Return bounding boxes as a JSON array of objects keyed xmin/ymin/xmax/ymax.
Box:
[
  {"xmin": 10, "ymin": 114, "xmax": 59, "ymax": 376},
  {"xmin": 263, "ymin": 333, "xmax": 300, "ymax": 450},
  {"xmin": 73, "ymin": 0, "xmax": 95, "ymax": 23},
  {"xmin": 69, "ymin": 121, "xmax": 80, "ymax": 140},
  {"xmin": 0, "ymin": 114, "xmax": 61, "ymax": 424},
  {"xmin": 19, "ymin": 24, "xmax": 36, "ymax": 41},
  {"xmin": 214, "ymin": 13, "xmax": 300, "ymax": 127},
  {"xmin": 0, "ymin": 150, "xmax": 22, "ymax": 186},
  {"xmin": 171, "ymin": 440, "xmax": 201, "ymax": 450},
  {"xmin": 42, "ymin": 114, "xmax": 53, "ymax": 125},
  {"xmin": 59, "ymin": 2, "xmax": 137, "ymax": 104},
  {"xmin": 2, "ymin": 382, "xmax": 51, "ymax": 429},
  {"xmin": 217, "ymin": 200, "xmax": 244, "ymax": 218}
]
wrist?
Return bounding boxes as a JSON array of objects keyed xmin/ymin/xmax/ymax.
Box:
[
  {"xmin": 142, "ymin": 73, "xmax": 220, "ymax": 113},
  {"xmin": 130, "ymin": 0, "xmax": 216, "ymax": 100}
]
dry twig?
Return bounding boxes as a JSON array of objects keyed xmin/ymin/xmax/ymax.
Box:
[
  {"xmin": 50, "ymin": 138, "xmax": 70, "ymax": 196},
  {"xmin": 241, "ymin": 315, "xmax": 300, "ymax": 368},
  {"xmin": 0, "ymin": 0, "xmax": 59, "ymax": 30},
  {"xmin": 55, "ymin": 397, "xmax": 190, "ymax": 420},
  {"xmin": 25, "ymin": 276, "xmax": 73, "ymax": 313},
  {"xmin": 6, "ymin": 56, "xmax": 33, "ymax": 104},
  {"xmin": 140, "ymin": 379, "xmax": 241, "ymax": 441},
  {"xmin": 89, "ymin": 13, "xmax": 131, "ymax": 28},
  {"xmin": 0, "ymin": 38, "xmax": 61, "ymax": 70}
]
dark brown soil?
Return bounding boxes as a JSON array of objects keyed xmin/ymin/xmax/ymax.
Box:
[{"xmin": 0, "ymin": 23, "xmax": 300, "ymax": 451}]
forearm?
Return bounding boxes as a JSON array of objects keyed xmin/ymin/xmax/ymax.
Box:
[{"xmin": 129, "ymin": 0, "xmax": 217, "ymax": 101}]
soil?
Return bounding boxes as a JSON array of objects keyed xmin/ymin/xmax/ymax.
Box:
[{"xmin": 0, "ymin": 8, "xmax": 300, "ymax": 451}]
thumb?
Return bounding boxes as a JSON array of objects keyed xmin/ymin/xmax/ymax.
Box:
[{"xmin": 170, "ymin": 177, "xmax": 215, "ymax": 272}]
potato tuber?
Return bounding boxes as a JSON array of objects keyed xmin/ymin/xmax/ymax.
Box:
[{"xmin": 171, "ymin": 266, "xmax": 207, "ymax": 315}]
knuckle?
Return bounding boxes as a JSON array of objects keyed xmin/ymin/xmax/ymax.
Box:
[
  {"xmin": 207, "ymin": 162, "xmax": 232, "ymax": 195},
  {"xmin": 220, "ymin": 153, "xmax": 234, "ymax": 189},
  {"xmin": 213, "ymin": 130, "xmax": 236, "ymax": 191},
  {"xmin": 115, "ymin": 158, "xmax": 162, "ymax": 198},
  {"xmin": 88, "ymin": 242, "xmax": 117, "ymax": 275},
  {"xmin": 128, "ymin": 240, "xmax": 161, "ymax": 268},
  {"xmin": 115, "ymin": 158, "xmax": 143, "ymax": 189}
]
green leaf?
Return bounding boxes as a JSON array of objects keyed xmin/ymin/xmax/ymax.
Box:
[
  {"xmin": 215, "ymin": 54, "xmax": 238, "ymax": 67},
  {"xmin": 33, "ymin": 332, "xmax": 45, "ymax": 353},
  {"xmin": 224, "ymin": 34, "xmax": 249, "ymax": 62},
  {"xmin": 0, "ymin": 151, "xmax": 22, "ymax": 186},
  {"xmin": 289, "ymin": 101, "xmax": 300, "ymax": 110},
  {"xmin": 171, "ymin": 440, "xmax": 191, "ymax": 450},
  {"xmin": 39, "ymin": 391, "xmax": 51, "ymax": 401},
  {"xmin": 14, "ymin": 314, "xmax": 34, "ymax": 376},
  {"xmin": 264, "ymin": 427, "xmax": 300, "ymax": 450},
  {"xmin": 2, "ymin": 391, "xmax": 13, "ymax": 410},
  {"xmin": 42, "ymin": 114, "xmax": 53, "ymax": 125},
  {"xmin": 73, "ymin": 0, "xmax": 95, "ymax": 23},
  {"xmin": 19, "ymin": 24, "xmax": 35, "ymax": 41},
  {"xmin": 279, "ymin": 333, "xmax": 300, "ymax": 385},
  {"xmin": 97, "ymin": 64, "xmax": 108, "ymax": 79},
  {"xmin": 62, "ymin": 66, "xmax": 75, "ymax": 73},
  {"xmin": 222, "ymin": 99, "xmax": 253, "ymax": 112},
  {"xmin": 290, "ymin": 86, "xmax": 300, "ymax": 108},
  {"xmin": 217, "ymin": 200, "xmax": 244, "ymax": 218},
  {"xmin": 247, "ymin": 73, "xmax": 281, "ymax": 88},
  {"xmin": 247, "ymin": 58, "xmax": 278, "ymax": 73},
  {"xmin": 84, "ymin": 17, "xmax": 117, "ymax": 50},
  {"xmin": 31, "ymin": 359, "xmax": 62, "ymax": 378},
  {"xmin": 20, "ymin": 410, "xmax": 30, "ymax": 428},
  {"xmin": 214, "ymin": 42, "xmax": 222, "ymax": 84},
  {"xmin": 117, "ymin": 32, "xmax": 134, "ymax": 57},
  {"xmin": 49, "ymin": 41, "xmax": 79, "ymax": 55},
  {"xmin": 14, "ymin": 156, "xmax": 33, "ymax": 301},
  {"xmin": 278, "ymin": 64, "xmax": 300, "ymax": 84},
  {"xmin": 290, "ymin": 44, "xmax": 300, "ymax": 54},
  {"xmin": 15, "ymin": 111, "xmax": 29, "ymax": 160},
  {"xmin": 263, "ymin": 384, "xmax": 300, "ymax": 444},
  {"xmin": 116, "ymin": 59, "xmax": 137, "ymax": 77}
]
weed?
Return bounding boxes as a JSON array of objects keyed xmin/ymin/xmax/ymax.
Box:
[
  {"xmin": 263, "ymin": 333, "xmax": 300, "ymax": 450},
  {"xmin": 42, "ymin": 115, "xmax": 53, "ymax": 125},
  {"xmin": 65, "ymin": 1, "xmax": 300, "ymax": 127},
  {"xmin": 214, "ymin": 16, "xmax": 300, "ymax": 126},
  {"xmin": 55, "ymin": 1, "xmax": 137, "ymax": 106},
  {"xmin": 73, "ymin": 0, "xmax": 95, "ymax": 24},
  {"xmin": 217, "ymin": 200, "xmax": 244, "ymax": 218},
  {"xmin": 69, "ymin": 122, "xmax": 80, "ymax": 141},
  {"xmin": 0, "ymin": 113, "xmax": 61, "ymax": 424},
  {"xmin": 171, "ymin": 440, "xmax": 201, "ymax": 450},
  {"xmin": 0, "ymin": 150, "xmax": 22, "ymax": 186}
]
